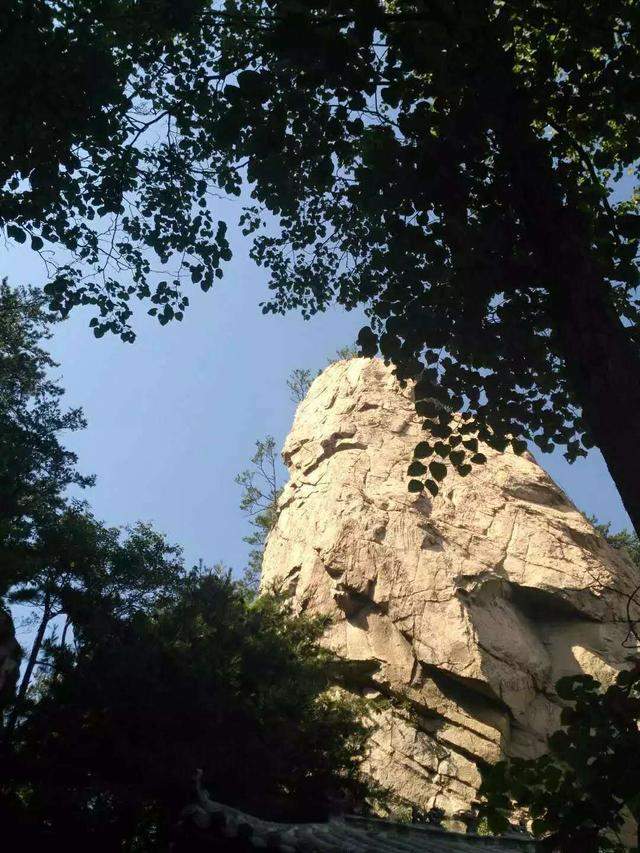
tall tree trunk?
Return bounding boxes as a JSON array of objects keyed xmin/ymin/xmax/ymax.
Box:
[
  {"xmin": 525, "ymin": 192, "xmax": 640, "ymax": 535},
  {"xmin": 493, "ymin": 67, "xmax": 640, "ymax": 536},
  {"xmin": 3, "ymin": 595, "xmax": 51, "ymax": 742},
  {"xmin": 548, "ymin": 232, "xmax": 640, "ymax": 538}
]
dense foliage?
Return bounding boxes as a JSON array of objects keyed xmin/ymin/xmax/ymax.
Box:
[
  {"xmin": 479, "ymin": 667, "xmax": 640, "ymax": 852},
  {"xmin": 592, "ymin": 518, "xmax": 640, "ymax": 570},
  {"xmin": 0, "ymin": 281, "xmax": 184, "ymax": 732},
  {"xmin": 3, "ymin": 1, "xmax": 640, "ymax": 529},
  {"xmin": 0, "ymin": 281, "xmax": 92, "ymax": 595},
  {"xmin": 2, "ymin": 570, "xmax": 372, "ymax": 850},
  {"xmin": 0, "ymin": 283, "xmax": 374, "ymax": 849},
  {"xmin": 4, "ymin": 506, "xmax": 184, "ymax": 740}
]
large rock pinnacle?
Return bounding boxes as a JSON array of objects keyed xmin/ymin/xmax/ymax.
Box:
[{"xmin": 261, "ymin": 357, "xmax": 639, "ymax": 821}]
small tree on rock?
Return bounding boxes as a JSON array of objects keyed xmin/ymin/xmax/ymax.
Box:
[{"xmin": 235, "ymin": 437, "xmax": 282, "ymax": 590}]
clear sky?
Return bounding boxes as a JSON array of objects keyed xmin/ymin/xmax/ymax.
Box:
[{"xmin": 2, "ymin": 228, "xmax": 632, "ymax": 577}]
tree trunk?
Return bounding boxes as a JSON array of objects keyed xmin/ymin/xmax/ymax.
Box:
[
  {"xmin": 3, "ymin": 595, "xmax": 51, "ymax": 742},
  {"xmin": 525, "ymin": 190, "xmax": 640, "ymax": 536},
  {"xmin": 494, "ymin": 77, "xmax": 640, "ymax": 536},
  {"xmin": 548, "ymin": 236, "xmax": 640, "ymax": 538}
]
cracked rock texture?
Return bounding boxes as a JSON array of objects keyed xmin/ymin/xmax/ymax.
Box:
[
  {"xmin": 261, "ymin": 358, "xmax": 640, "ymax": 821},
  {"xmin": 0, "ymin": 606, "xmax": 20, "ymax": 710}
]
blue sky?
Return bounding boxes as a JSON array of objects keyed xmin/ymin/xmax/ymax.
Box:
[{"xmin": 2, "ymin": 230, "xmax": 632, "ymax": 578}]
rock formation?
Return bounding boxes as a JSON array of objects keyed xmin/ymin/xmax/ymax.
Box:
[
  {"xmin": 261, "ymin": 358, "xmax": 640, "ymax": 822},
  {"xmin": 0, "ymin": 606, "xmax": 20, "ymax": 710}
]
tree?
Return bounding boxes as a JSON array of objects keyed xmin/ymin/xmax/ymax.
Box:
[
  {"xmin": 479, "ymin": 666, "xmax": 640, "ymax": 852},
  {"xmin": 0, "ymin": 0, "xmax": 223, "ymax": 342},
  {"xmin": 3, "ymin": 569, "xmax": 373, "ymax": 850},
  {"xmin": 238, "ymin": 350, "xmax": 359, "ymax": 585},
  {"xmin": 287, "ymin": 368, "xmax": 314, "ymax": 403},
  {"xmin": 287, "ymin": 348, "xmax": 361, "ymax": 403},
  {"xmin": 586, "ymin": 516, "xmax": 640, "ymax": 645},
  {"xmin": 0, "ymin": 280, "xmax": 184, "ymax": 736},
  {"xmin": 4, "ymin": 505, "xmax": 183, "ymax": 741},
  {"xmin": 0, "ymin": 281, "xmax": 92, "ymax": 593},
  {"xmin": 188, "ymin": 0, "xmax": 640, "ymax": 531},
  {"xmin": 235, "ymin": 437, "xmax": 282, "ymax": 589},
  {"xmin": 590, "ymin": 518, "xmax": 640, "ymax": 570},
  {"xmin": 5, "ymin": 3, "xmax": 640, "ymax": 532}
]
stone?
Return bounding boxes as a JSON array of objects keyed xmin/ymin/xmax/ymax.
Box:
[{"xmin": 261, "ymin": 357, "xmax": 640, "ymax": 822}]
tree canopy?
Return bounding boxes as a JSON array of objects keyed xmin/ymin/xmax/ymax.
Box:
[
  {"xmin": 0, "ymin": 283, "xmax": 375, "ymax": 848},
  {"xmin": 3, "ymin": 2, "xmax": 640, "ymax": 529},
  {"xmin": 3, "ymin": 569, "xmax": 373, "ymax": 850},
  {"xmin": 0, "ymin": 281, "xmax": 92, "ymax": 595},
  {"xmin": 4, "ymin": 506, "xmax": 184, "ymax": 741}
]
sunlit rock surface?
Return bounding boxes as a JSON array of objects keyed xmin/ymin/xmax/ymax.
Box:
[{"xmin": 261, "ymin": 358, "xmax": 639, "ymax": 821}]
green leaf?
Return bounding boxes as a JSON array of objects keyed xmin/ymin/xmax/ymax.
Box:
[
  {"xmin": 357, "ymin": 326, "xmax": 378, "ymax": 357},
  {"xmin": 618, "ymin": 213, "xmax": 640, "ymax": 239},
  {"xmin": 429, "ymin": 460, "xmax": 447, "ymax": 481},
  {"xmin": 556, "ymin": 674, "xmax": 597, "ymax": 700},
  {"xmin": 431, "ymin": 423, "xmax": 452, "ymax": 439},
  {"xmin": 408, "ymin": 478, "xmax": 424, "ymax": 493},
  {"xmin": 31, "ymin": 234, "xmax": 44, "ymax": 251},
  {"xmin": 414, "ymin": 441, "xmax": 433, "ymax": 458},
  {"xmin": 470, "ymin": 452, "xmax": 487, "ymax": 464},
  {"xmin": 457, "ymin": 464, "xmax": 472, "ymax": 476},
  {"xmin": 486, "ymin": 812, "xmax": 511, "ymax": 834},
  {"xmin": 449, "ymin": 450, "xmax": 465, "ymax": 466},
  {"xmin": 616, "ymin": 669, "xmax": 638, "ymax": 687},
  {"xmin": 408, "ymin": 460, "xmax": 427, "ymax": 476},
  {"xmin": 236, "ymin": 70, "xmax": 269, "ymax": 100},
  {"xmin": 415, "ymin": 398, "xmax": 439, "ymax": 417},
  {"xmin": 425, "ymin": 479, "xmax": 439, "ymax": 497},
  {"xmin": 7, "ymin": 224, "xmax": 26, "ymax": 243}
]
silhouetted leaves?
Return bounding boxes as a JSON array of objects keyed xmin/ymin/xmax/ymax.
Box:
[
  {"xmin": 4, "ymin": 570, "xmax": 373, "ymax": 848},
  {"xmin": 3, "ymin": 2, "xmax": 640, "ymax": 525},
  {"xmin": 479, "ymin": 666, "xmax": 640, "ymax": 852},
  {"xmin": 0, "ymin": 282, "xmax": 93, "ymax": 595},
  {"xmin": 428, "ymin": 461, "xmax": 447, "ymax": 482}
]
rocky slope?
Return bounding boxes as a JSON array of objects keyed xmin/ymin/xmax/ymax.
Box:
[{"xmin": 261, "ymin": 358, "xmax": 640, "ymax": 822}]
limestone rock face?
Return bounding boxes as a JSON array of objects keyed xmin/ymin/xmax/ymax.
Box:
[
  {"xmin": 0, "ymin": 606, "xmax": 20, "ymax": 709},
  {"xmin": 261, "ymin": 358, "xmax": 640, "ymax": 820}
]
